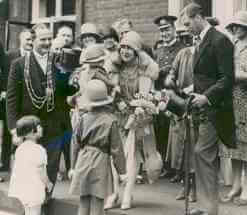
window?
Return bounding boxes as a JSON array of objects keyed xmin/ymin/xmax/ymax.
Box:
[
  {"xmin": 32, "ymin": 0, "xmax": 76, "ymax": 38},
  {"xmin": 32, "ymin": 0, "xmax": 76, "ymax": 22},
  {"xmin": 46, "ymin": 0, "xmax": 56, "ymax": 17},
  {"xmin": 234, "ymin": 0, "xmax": 247, "ymax": 12},
  {"xmin": 62, "ymin": 0, "xmax": 75, "ymax": 15}
]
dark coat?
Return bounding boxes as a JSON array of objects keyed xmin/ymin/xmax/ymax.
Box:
[
  {"xmin": 193, "ymin": 27, "xmax": 236, "ymax": 148},
  {"xmin": 6, "ymin": 51, "xmax": 76, "ymax": 146},
  {"xmin": 6, "ymin": 50, "xmax": 21, "ymax": 91}
]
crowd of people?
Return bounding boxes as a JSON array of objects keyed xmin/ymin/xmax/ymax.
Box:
[{"xmin": 0, "ymin": 2, "xmax": 247, "ymax": 215}]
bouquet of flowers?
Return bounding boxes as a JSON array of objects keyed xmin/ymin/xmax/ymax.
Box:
[{"xmin": 115, "ymin": 91, "xmax": 170, "ymax": 134}]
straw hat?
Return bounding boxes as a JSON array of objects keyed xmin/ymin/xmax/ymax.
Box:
[
  {"xmin": 83, "ymin": 79, "xmax": 113, "ymax": 107},
  {"xmin": 79, "ymin": 44, "xmax": 106, "ymax": 64},
  {"xmin": 226, "ymin": 11, "xmax": 247, "ymax": 31}
]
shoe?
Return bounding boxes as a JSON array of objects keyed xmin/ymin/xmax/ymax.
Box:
[
  {"xmin": 170, "ymin": 174, "xmax": 181, "ymax": 183},
  {"xmin": 189, "ymin": 208, "xmax": 208, "ymax": 215},
  {"xmin": 176, "ymin": 187, "xmax": 185, "ymax": 200},
  {"xmin": 159, "ymin": 171, "xmax": 175, "ymax": 179},
  {"xmin": 0, "ymin": 177, "xmax": 4, "ymax": 183},
  {"xmin": 233, "ymin": 197, "xmax": 247, "ymax": 206},
  {"xmin": 221, "ymin": 189, "xmax": 242, "ymax": 203},
  {"xmin": 189, "ymin": 191, "xmax": 197, "ymax": 203},
  {"xmin": 136, "ymin": 175, "xmax": 145, "ymax": 184},
  {"xmin": 104, "ymin": 194, "xmax": 119, "ymax": 210},
  {"xmin": 57, "ymin": 172, "xmax": 64, "ymax": 181},
  {"xmin": 121, "ymin": 196, "xmax": 133, "ymax": 210},
  {"xmin": 121, "ymin": 202, "xmax": 131, "ymax": 210}
]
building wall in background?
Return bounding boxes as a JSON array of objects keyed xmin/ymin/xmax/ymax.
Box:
[
  {"xmin": 83, "ymin": 0, "xmax": 168, "ymax": 46},
  {"xmin": 3, "ymin": 0, "xmax": 247, "ymax": 50}
]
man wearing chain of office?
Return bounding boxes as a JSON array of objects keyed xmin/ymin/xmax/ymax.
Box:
[{"xmin": 6, "ymin": 24, "xmax": 77, "ymax": 202}]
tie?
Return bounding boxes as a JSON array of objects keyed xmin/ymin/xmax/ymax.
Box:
[
  {"xmin": 192, "ymin": 35, "xmax": 201, "ymax": 67},
  {"xmin": 194, "ymin": 35, "xmax": 201, "ymax": 51}
]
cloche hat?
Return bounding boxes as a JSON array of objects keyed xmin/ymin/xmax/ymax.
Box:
[
  {"xmin": 120, "ymin": 31, "xmax": 143, "ymax": 52},
  {"xmin": 226, "ymin": 11, "xmax": 247, "ymax": 31},
  {"xmin": 79, "ymin": 44, "xmax": 106, "ymax": 64},
  {"xmin": 83, "ymin": 79, "xmax": 113, "ymax": 108}
]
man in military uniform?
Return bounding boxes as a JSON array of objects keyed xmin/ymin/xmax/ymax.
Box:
[{"xmin": 153, "ymin": 15, "xmax": 186, "ymax": 180}]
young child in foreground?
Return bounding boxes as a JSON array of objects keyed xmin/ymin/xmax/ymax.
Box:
[
  {"xmin": 8, "ymin": 115, "xmax": 53, "ymax": 215},
  {"xmin": 69, "ymin": 79, "xmax": 126, "ymax": 215}
]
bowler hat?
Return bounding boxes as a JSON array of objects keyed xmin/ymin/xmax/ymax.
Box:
[
  {"xmin": 226, "ymin": 11, "xmax": 247, "ymax": 31},
  {"xmin": 83, "ymin": 79, "xmax": 113, "ymax": 107},
  {"xmin": 154, "ymin": 15, "xmax": 177, "ymax": 29}
]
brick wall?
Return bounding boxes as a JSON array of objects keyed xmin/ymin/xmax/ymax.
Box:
[{"xmin": 83, "ymin": 0, "xmax": 169, "ymax": 47}]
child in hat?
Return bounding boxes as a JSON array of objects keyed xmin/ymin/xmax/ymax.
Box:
[
  {"xmin": 69, "ymin": 79, "xmax": 126, "ymax": 215},
  {"xmin": 8, "ymin": 115, "xmax": 53, "ymax": 215}
]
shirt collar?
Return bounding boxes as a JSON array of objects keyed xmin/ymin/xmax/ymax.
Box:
[
  {"xmin": 20, "ymin": 48, "xmax": 26, "ymax": 57},
  {"xmin": 163, "ymin": 38, "xmax": 177, "ymax": 47},
  {"xmin": 200, "ymin": 23, "xmax": 211, "ymax": 41},
  {"xmin": 33, "ymin": 50, "xmax": 48, "ymax": 60}
]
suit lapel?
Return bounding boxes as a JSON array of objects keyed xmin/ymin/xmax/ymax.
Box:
[{"xmin": 193, "ymin": 27, "xmax": 214, "ymax": 69}]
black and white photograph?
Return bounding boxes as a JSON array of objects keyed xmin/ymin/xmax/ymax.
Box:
[{"xmin": 0, "ymin": 0, "xmax": 247, "ymax": 215}]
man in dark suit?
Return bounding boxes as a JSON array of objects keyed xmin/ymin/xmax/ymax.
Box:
[
  {"xmin": 6, "ymin": 25, "xmax": 76, "ymax": 198},
  {"xmin": 0, "ymin": 29, "xmax": 34, "ymax": 174},
  {"xmin": 181, "ymin": 3, "xmax": 236, "ymax": 215}
]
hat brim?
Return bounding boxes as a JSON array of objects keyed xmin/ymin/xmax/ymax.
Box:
[
  {"xmin": 76, "ymin": 33, "xmax": 101, "ymax": 44},
  {"xmin": 82, "ymin": 55, "xmax": 106, "ymax": 64},
  {"xmin": 79, "ymin": 96, "xmax": 113, "ymax": 109},
  {"xmin": 154, "ymin": 15, "xmax": 177, "ymax": 25},
  {"xmin": 226, "ymin": 21, "xmax": 247, "ymax": 30},
  {"xmin": 88, "ymin": 96, "xmax": 113, "ymax": 107},
  {"xmin": 159, "ymin": 24, "xmax": 172, "ymax": 30}
]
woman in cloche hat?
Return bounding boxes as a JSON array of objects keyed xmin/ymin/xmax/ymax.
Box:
[
  {"xmin": 76, "ymin": 22, "xmax": 101, "ymax": 49},
  {"xmin": 221, "ymin": 10, "xmax": 247, "ymax": 205},
  {"xmin": 68, "ymin": 79, "xmax": 126, "ymax": 215},
  {"xmin": 117, "ymin": 31, "xmax": 160, "ymax": 210}
]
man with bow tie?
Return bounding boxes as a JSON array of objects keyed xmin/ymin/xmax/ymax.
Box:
[{"xmin": 181, "ymin": 3, "xmax": 236, "ymax": 215}]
